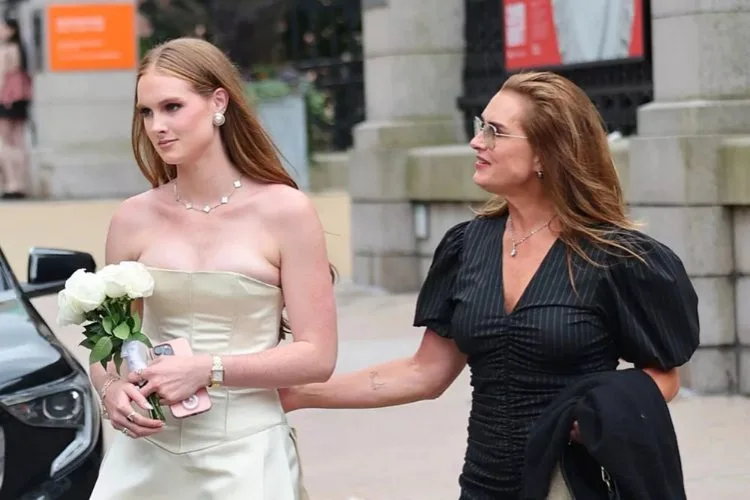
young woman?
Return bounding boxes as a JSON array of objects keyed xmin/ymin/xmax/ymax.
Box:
[{"xmin": 88, "ymin": 37, "xmax": 337, "ymax": 500}]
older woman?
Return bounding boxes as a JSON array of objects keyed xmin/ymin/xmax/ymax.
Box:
[{"xmin": 281, "ymin": 71, "xmax": 699, "ymax": 499}]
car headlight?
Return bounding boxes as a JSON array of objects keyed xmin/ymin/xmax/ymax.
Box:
[
  {"xmin": 0, "ymin": 370, "xmax": 100, "ymax": 478},
  {"xmin": 5, "ymin": 387, "xmax": 83, "ymax": 428}
]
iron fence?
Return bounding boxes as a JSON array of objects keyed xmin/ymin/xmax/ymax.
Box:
[
  {"xmin": 211, "ymin": 0, "xmax": 364, "ymax": 152},
  {"xmin": 457, "ymin": 0, "xmax": 653, "ymax": 140}
]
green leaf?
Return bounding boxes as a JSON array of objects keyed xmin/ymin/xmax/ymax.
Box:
[
  {"xmin": 113, "ymin": 322, "xmax": 131, "ymax": 340},
  {"xmin": 89, "ymin": 336, "xmax": 113, "ymax": 365},
  {"xmin": 88, "ymin": 333, "xmax": 105, "ymax": 345},
  {"xmin": 113, "ymin": 350, "xmax": 123, "ymax": 374},
  {"xmin": 128, "ymin": 331, "xmax": 153, "ymax": 348},
  {"xmin": 130, "ymin": 312, "xmax": 142, "ymax": 334},
  {"xmin": 85, "ymin": 325, "xmax": 106, "ymax": 340},
  {"xmin": 84, "ymin": 322, "xmax": 105, "ymax": 336},
  {"xmin": 79, "ymin": 338, "xmax": 96, "ymax": 350},
  {"xmin": 102, "ymin": 317, "xmax": 114, "ymax": 334},
  {"xmin": 108, "ymin": 306, "xmax": 121, "ymax": 326}
]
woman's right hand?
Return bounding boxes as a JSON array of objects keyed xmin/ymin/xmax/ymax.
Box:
[{"xmin": 102, "ymin": 379, "xmax": 164, "ymax": 438}]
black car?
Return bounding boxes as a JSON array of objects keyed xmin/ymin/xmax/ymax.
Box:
[{"xmin": 0, "ymin": 246, "xmax": 103, "ymax": 500}]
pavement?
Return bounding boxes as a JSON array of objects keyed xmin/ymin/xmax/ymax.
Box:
[{"xmin": 35, "ymin": 283, "xmax": 750, "ymax": 500}]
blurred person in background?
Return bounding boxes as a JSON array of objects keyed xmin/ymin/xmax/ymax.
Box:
[{"xmin": 0, "ymin": 15, "xmax": 31, "ymax": 200}]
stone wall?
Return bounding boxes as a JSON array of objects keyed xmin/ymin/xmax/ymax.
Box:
[
  {"xmin": 348, "ymin": 0, "xmax": 466, "ymax": 292},
  {"xmin": 627, "ymin": 137, "xmax": 750, "ymax": 396},
  {"xmin": 626, "ymin": 0, "xmax": 750, "ymax": 395}
]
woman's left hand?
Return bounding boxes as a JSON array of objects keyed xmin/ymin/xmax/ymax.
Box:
[{"xmin": 129, "ymin": 354, "xmax": 212, "ymax": 406}]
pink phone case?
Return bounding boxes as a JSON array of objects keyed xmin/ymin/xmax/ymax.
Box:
[{"xmin": 153, "ymin": 338, "xmax": 212, "ymax": 419}]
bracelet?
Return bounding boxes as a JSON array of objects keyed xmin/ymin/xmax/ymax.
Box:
[
  {"xmin": 98, "ymin": 375, "xmax": 120, "ymax": 420},
  {"xmin": 99, "ymin": 374, "xmax": 120, "ymax": 401}
]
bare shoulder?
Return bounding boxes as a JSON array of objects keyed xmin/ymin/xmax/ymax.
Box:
[
  {"xmin": 254, "ymin": 184, "xmax": 320, "ymax": 227},
  {"xmin": 106, "ymin": 189, "xmax": 162, "ymax": 263},
  {"xmin": 109, "ymin": 189, "xmax": 161, "ymax": 231}
]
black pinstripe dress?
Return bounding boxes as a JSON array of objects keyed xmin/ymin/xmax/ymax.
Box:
[{"xmin": 413, "ymin": 215, "xmax": 700, "ymax": 500}]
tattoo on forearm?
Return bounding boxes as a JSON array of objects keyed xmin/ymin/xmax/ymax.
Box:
[{"xmin": 369, "ymin": 370, "xmax": 386, "ymax": 391}]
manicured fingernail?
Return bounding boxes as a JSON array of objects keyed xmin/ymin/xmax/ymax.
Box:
[{"xmin": 145, "ymin": 403, "xmax": 154, "ymax": 410}]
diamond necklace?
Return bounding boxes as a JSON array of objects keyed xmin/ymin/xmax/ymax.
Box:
[
  {"xmin": 174, "ymin": 178, "xmax": 242, "ymax": 214},
  {"xmin": 507, "ymin": 214, "xmax": 554, "ymax": 257}
]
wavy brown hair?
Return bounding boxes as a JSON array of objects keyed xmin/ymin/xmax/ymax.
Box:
[
  {"xmin": 476, "ymin": 71, "xmax": 643, "ymax": 278},
  {"xmin": 132, "ymin": 37, "xmax": 335, "ymax": 334}
]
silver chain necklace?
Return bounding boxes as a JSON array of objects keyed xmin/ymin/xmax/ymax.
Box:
[
  {"xmin": 507, "ymin": 214, "xmax": 554, "ymax": 257},
  {"xmin": 174, "ymin": 178, "xmax": 242, "ymax": 214}
]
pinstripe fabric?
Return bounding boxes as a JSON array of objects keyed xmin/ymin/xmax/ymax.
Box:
[{"xmin": 413, "ymin": 216, "xmax": 699, "ymax": 499}]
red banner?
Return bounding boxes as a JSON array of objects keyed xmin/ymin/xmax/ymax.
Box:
[{"xmin": 503, "ymin": 0, "xmax": 644, "ymax": 70}]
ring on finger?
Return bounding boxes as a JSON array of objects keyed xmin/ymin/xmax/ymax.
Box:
[
  {"xmin": 126, "ymin": 411, "xmax": 137, "ymax": 423},
  {"xmin": 121, "ymin": 427, "xmax": 132, "ymax": 438},
  {"xmin": 135, "ymin": 369, "xmax": 144, "ymax": 382}
]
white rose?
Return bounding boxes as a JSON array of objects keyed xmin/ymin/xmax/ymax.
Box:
[
  {"xmin": 116, "ymin": 261, "xmax": 155, "ymax": 299},
  {"xmin": 56, "ymin": 290, "xmax": 85, "ymax": 327},
  {"xmin": 63, "ymin": 269, "xmax": 106, "ymax": 313},
  {"xmin": 96, "ymin": 264, "xmax": 129, "ymax": 298}
]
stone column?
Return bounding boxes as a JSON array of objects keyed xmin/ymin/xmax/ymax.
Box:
[
  {"xmin": 628, "ymin": 0, "xmax": 750, "ymax": 394},
  {"xmin": 727, "ymin": 140, "xmax": 750, "ymax": 395},
  {"xmin": 350, "ymin": 0, "xmax": 465, "ymax": 291}
]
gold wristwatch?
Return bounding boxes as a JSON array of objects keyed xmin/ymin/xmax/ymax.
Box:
[{"xmin": 209, "ymin": 355, "xmax": 224, "ymax": 388}]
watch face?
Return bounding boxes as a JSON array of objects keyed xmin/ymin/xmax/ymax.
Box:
[{"xmin": 212, "ymin": 370, "xmax": 224, "ymax": 382}]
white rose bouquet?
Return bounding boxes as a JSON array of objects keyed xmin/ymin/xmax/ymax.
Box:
[{"xmin": 56, "ymin": 261, "xmax": 166, "ymax": 421}]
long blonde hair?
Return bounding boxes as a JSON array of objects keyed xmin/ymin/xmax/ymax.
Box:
[
  {"xmin": 476, "ymin": 71, "xmax": 642, "ymax": 275},
  {"xmin": 132, "ymin": 37, "xmax": 335, "ymax": 334}
]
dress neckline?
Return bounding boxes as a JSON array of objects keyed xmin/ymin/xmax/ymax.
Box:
[
  {"xmin": 145, "ymin": 265, "xmax": 281, "ymax": 291},
  {"xmin": 496, "ymin": 216, "xmax": 562, "ymax": 315}
]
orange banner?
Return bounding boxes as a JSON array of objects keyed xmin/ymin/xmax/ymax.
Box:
[{"xmin": 47, "ymin": 3, "xmax": 137, "ymax": 72}]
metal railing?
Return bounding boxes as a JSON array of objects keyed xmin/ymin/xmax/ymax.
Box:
[
  {"xmin": 457, "ymin": 0, "xmax": 653, "ymax": 140},
  {"xmin": 211, "ymin": 0, "xmax": 365, "ymax": 151}
]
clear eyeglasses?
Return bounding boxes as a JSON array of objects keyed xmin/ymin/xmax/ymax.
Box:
[{"xmin": 473, "ymin": 116, "xmax": 527, "ymax": 150}]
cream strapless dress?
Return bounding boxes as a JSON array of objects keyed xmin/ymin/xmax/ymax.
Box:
[{"xmin": 89, "ymin": 268, "xmax": 308, "ymax": 500}]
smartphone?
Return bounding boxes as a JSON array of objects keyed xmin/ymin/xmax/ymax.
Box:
[{"xmin": 152, "ymin": 338, "xmax": 212, "ymax": 419}]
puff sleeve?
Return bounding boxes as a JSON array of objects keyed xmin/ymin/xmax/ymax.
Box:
[
  {"xmin": 604, "ymin": 236, "xmax": 700, "ymax": 370},
  {"xmin": 413, "ymin": 221, "xmax": 468, "ymax": 339}
]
